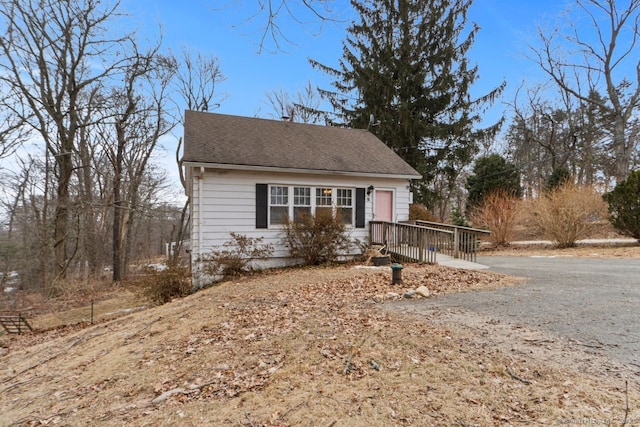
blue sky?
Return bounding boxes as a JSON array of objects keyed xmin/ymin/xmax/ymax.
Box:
[
  {"xmin": 129, "ymin": 0, "xmax": 569, "ymax": 119},
  {"xmin": 124, "ymin": 0, "xmax": 572, "ymax": 189}
]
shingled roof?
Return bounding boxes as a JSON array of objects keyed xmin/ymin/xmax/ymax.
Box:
[{"xmin": 183, "ymin": 110, "xmax": 421, "ymax": 178}]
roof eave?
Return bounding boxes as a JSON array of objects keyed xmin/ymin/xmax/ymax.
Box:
[{"xmin": 182, "ymin": 161, "xmax": 423, "ymax": 180}]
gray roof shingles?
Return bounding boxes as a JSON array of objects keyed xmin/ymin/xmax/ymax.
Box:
[{"xmin": 183, "ymin": 110, "xmax": 422, "ymax": 178}]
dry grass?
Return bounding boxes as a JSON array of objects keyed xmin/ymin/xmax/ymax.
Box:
[
  {"xmin": 1, "ymin": 263, "xmax": 639, "ymax": 426},
  {"xmin": 29, "ymin": 291, "xmax": 147, "ymax": 330},
  {"xmin": 0, "ymin": 279, "xmax": 147, "ymax": 331},
  {"xmin": 480, "ymin": 241, "xmax": 640, "ymax": 258}
]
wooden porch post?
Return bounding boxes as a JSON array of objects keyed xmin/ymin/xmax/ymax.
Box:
[{"xmin": 454, "ymin": 228, "xmax": 460, "ymax": 259}]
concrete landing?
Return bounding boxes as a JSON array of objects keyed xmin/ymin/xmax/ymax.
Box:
[{"xmin": 437, "ymin": 254, "xmax": 490, "ymax": 270}]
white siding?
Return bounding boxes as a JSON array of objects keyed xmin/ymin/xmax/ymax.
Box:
[{"xmin": 190, "ymin": 167, "xmax": 413, "ymax": 287}]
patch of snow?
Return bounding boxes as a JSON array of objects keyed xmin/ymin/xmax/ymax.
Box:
[{"xmin": 146, "ymin": 263, "xmax": 168, "ymax": 272}]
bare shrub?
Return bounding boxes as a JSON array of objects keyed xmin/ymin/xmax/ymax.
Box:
[
  {"xmin": 528, "ymin": 182, "xmax": 608, "ymax": 248},
  {"xmin": 131, "ymin": 262, "xmax": 191, "ymax": 305},
  {"xmin": 471, "ymin": 189, "xmax": 520, "ymax": 247},
  {"xmin": 409, "ymin": 204, "xmax": 438, "ymax": 221},
  {"xmin": 200, "ymin": 233, "xmax": 274, "ymax": 279},
  {"xmin": 282, "ymin": 211, "xmax": 352, "ymax": 265}
]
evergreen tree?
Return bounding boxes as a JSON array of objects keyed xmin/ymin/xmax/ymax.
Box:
[
  {"xmin": 545, "ymin": 167, "xmax": 572, "ymax": 192},
  {"xmin": 466, "ymin": 154, "xmax": 522, "ymax": 211},
  {"xmin": 310, "ymin": 0, "xmax": 504, "ymax": 206},
  {"xmin": 450, "ymin": 206, "xmax": 470, "ymax": 227},
  {"xmin": 603, "ymin": 170, "xmax": 640, "ymax": 241}
]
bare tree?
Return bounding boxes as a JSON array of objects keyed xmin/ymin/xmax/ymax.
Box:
[
  {"xmin": 237, "ymin": 0, "xmax": 338, "ymax": 52},
  {"xmin": 74, "ymin": 96, "xmax": 113, "ymax": 277},
  {"xmin": 0, "ymin": 0, "xmax": 138, "ymax": 279},
  {"xmin": 263, "ymin": 81, "xmax": 326, "ymax": 123},
  {"xmin": 507, "ymin": 85, "xmax": 577, "ymax": 191},
  {"xmin": 0, "ymin": 156, "xmax": 52, "ymax": 290},
  {"xmin": 0, "ymin": 1, "xmax": 215, "ymax": 288},
  {"xmin": 98, "ymin": 46, "xmax": 176, "ymax": 281},
  {"xmin": 169, "ymin": 49, "xmax": 226, "ymax": 264},
  {"xmin": 0, "ymin": 95, "xmax": 29, "ymax": 161},
  {"xmin": 506, "ymin": 84, "xmax": 612, "ymax": 194},
  {"xmin": 264, "ymin": 88, "xmax": 296, "ymax": 121},
  {"xmin": 531, "ymin": 0, "xmax": 640, "ymax": 182},
  {"xmin": 172, "ymin": 47, "xmax": 226, "ymax": 115},
  {"xmin": 0, "ymin": 160, "xmax": 31, "ymax": 286}
]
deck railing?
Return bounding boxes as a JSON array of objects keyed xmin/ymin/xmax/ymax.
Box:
[
  {"xmin": 369, "ymin": 220, "xmax": 490, "ymax": 263},
  {"xmin": 408, "ymin": 220, "xmax": 491, "ymax": 262},
  {"xmin": 369, "ymin": 221, "xmax": 452, "ymax": 264}
]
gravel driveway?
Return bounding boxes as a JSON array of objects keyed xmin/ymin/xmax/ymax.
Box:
[{"xmin": 389, "ymin": 255, "xmax": 640, "ymax": 375}]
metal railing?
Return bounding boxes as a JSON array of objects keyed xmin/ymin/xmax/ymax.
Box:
[{"xmin": 369, "ymin": 220, "xmax": 490, "ymax": 264}]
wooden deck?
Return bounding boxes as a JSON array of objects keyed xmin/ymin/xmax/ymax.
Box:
[{"xmin": 369, "ymin": 220, "xmax": 490, "ymax": 264}]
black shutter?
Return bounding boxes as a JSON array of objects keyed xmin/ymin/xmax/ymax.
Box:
[
  {"xmin": 355, "ymin": 187, "xmax": 365, "ymax": 228},
  {"xmin": 256, "ymin": 184, "xmax": 268, "ymax": 229}
]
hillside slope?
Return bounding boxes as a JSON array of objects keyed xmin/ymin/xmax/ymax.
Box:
[{"xmin": 1, "ymin": 263, "xmax": 637, "ymax": 426}]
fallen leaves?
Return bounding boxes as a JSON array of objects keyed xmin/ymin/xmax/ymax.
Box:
[
  {"xmin": 132, "ymin": 265, "xmax": 515, "ymax": 408},
  {"xmin": 2, "ymin": 263, "xmax": 637, "ymax": 426}
]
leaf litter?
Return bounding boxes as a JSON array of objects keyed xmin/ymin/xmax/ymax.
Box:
[{"xmin": 1, "ymin": 263, "xmax": 638, "ymax": 426}]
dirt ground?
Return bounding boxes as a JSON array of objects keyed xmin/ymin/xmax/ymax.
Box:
[{"xmin": 1, "ymin": 247, "xmax": 640, "ymax": 426}]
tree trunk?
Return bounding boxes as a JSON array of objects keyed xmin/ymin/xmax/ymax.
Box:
[
  {"xmin": 53, "ymin": 148, "xmax": 73, "ymax": 278},
  {"xmin": 169, "ymin": 200, "xmax": 190, "ymax": 264},
  {"xmin": 613, "ymin": 115, "xmax": 630, "ymax": 182},
  {"xmin": 77, "ymin": 132, "xmax": 100, "ymax": 275},
  {"xmin": 123, "ymin": 205, "xmax": 135, "ymax": 277},
  {"xmin": 112, "ymin": 127, "xmax": 125, "ymax": 282}
]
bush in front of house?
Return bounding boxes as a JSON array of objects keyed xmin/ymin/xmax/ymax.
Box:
[
  {"xmin": 134, "ymin": 262, "xmax": 191, "ymax": 304},
  {"xmin": 470, "ymin": 189, "xmax": 520, "ymax": 247},
  {"xmin": 603, "ymin": 170, "xmax": 640, "ymax": 241},
  {"xmin": 200, "ymin": 232, "xmax": 274, "ymax": 279},
  {"xmin": 282, "ymin": 211, "xmax": 352, "ymax": 265},
  {"xmin": 527, "ymin": 181, "xmax": 608, "ymax": 248}
]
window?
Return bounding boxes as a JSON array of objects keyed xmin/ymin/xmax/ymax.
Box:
[
  {"xmin": 293, "ymin": 187, "xmax": 311, "ymax": 222},
  {"xmin": 316, "ymin": 188, "xmax": 333, "ymax": 219},
  {"xmin": 336, "ymin": 188, "xmax": 353, "ymax": 224},
  {"xmin": 266, "ymin": 185, "xmax": 358, "ymax": 226},
  {"xmin": 270, "ymin": 186, "xmax": 288, "ymax": 225}
]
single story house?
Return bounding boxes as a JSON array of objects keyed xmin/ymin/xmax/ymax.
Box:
[{"xmin": 182, "ymin": 110, "xmax": 422, "ymax": 287}]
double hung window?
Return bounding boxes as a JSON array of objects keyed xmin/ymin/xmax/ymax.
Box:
[
  {"xmin": 293, "ymin": 187, "xmax": 311, "ymax": 221},
  {"xmin": 270, "ymin": 186, "xmax": 288, "ymax": 225},
  {"xmin": 268, "ymin": 185, "xmax": 354, "ymax": 226},
  {"xmin": 315, "ymin": 188, "xmax": 333, "ymax": 219},
  {"xmin": 336, "ymin": 188, "xmax": 353, "ymax": 224}
]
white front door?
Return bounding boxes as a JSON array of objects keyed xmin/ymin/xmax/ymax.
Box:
[{"xmin": 374, "ymin": 190, "xmax": 393, "ymax": 222}]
